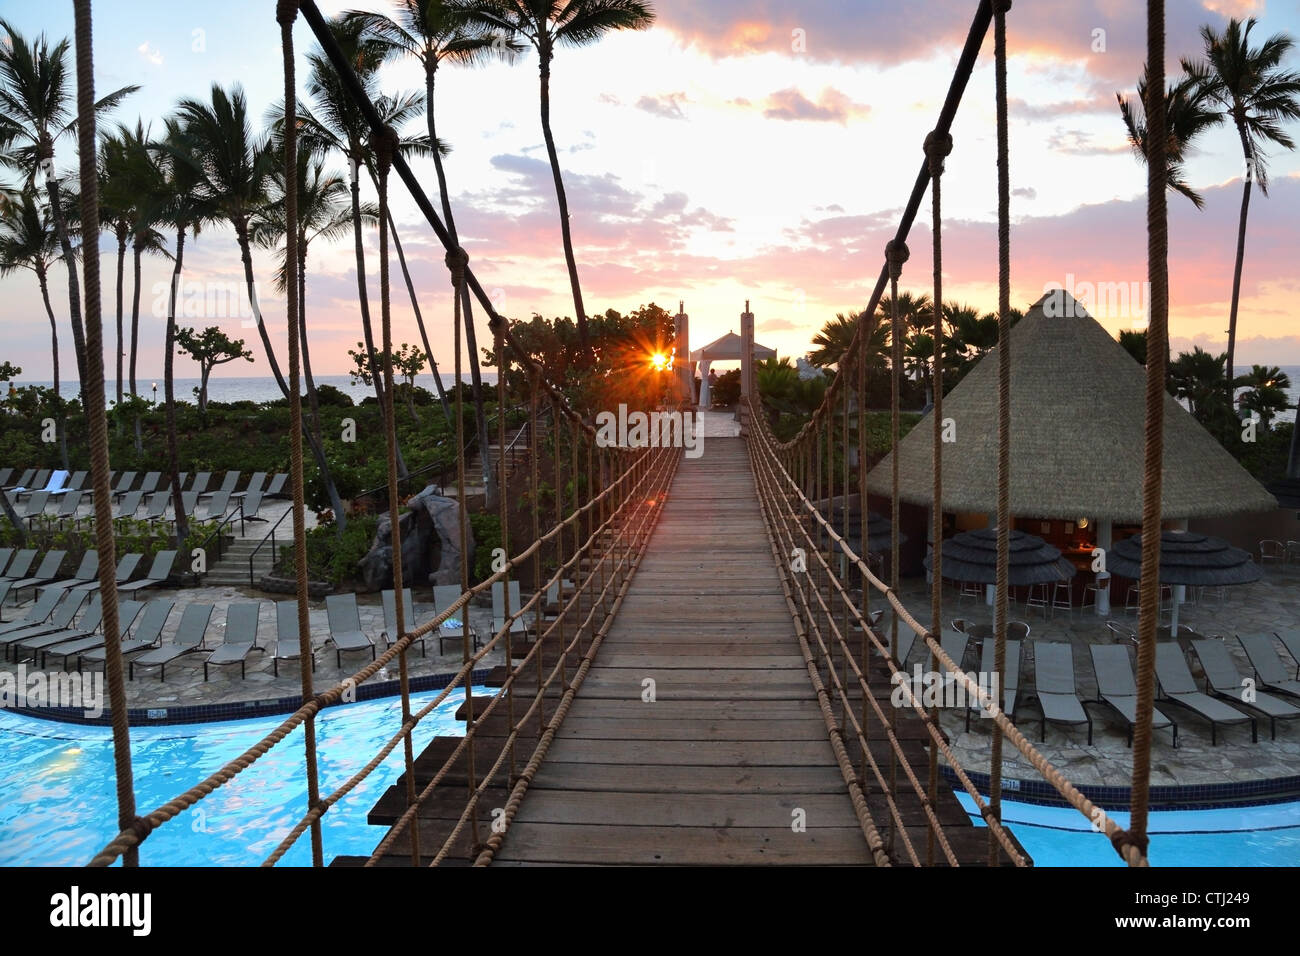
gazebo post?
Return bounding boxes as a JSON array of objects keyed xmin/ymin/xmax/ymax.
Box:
[
  {"xmin": 1170, "ymin": 518, "xmax": 1189, "ymax": 630},
  {"xmin": 1096, "ymin": 518, "xmax": 1113, "ymax": 615},
  {"xmin": 699, "ymin": 359, "xmax": 712, "ymax": 408},
  {"xmin": 985, "ymin": 513, "xmax": 997, "ymax": 607}
]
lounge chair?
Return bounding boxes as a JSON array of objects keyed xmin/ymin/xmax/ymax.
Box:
[
  {"xmin": 109, "ymin": 471, "xmax": 137, "ymax": 501},
  {"xmin": 432, "ymin": 585, "xmax": 479, "ymax": 654},
  {"xmin": 1087, "ymin": 643, "xmax": 1177, "ymax": 747},
  {"xmin": 0, "ymin": 468, "xmax": 12, "ymax": 487},
  {"xmin": 0, "ymin": 549, "xmax": 68, "ymax": 606},
  {"xmin": 201, "ymin": 471, "xmax": 240, "ymax": 499},
  {"xmin": 237, "ymin": 490, "xmax": 264, "ymax": 531},
  {"xmin": 1154, "ymin": 643, "xmax": 1255, "ymax": 745},
  {"xmin": 380, "ymin": 587, "xmax": 427, "ymax": 657},
  {"xmin": 41, "ymin": 550, "xmax": 98, "ymax": 593},
  {"xmin": 939, "ymin": 630, "xmax": 971, "ymax": 674},
  {"xmin": 19, "ymin": 594, "xmax": 106, "ymax": 663},
  {"xmin": 273, "ymin": 600, "xmax": 315, "ymax": 675},
  {"xmin": 187, "ymin": 472, "xmax": 211, "ymax": 496},
  {"xmin": 130, "ymin": 603, "xmax": 214, "ymax": 680},
  {"xmin": 179, "ymin": 491, "xmax": 200, "ymax": 518},
  {"xmin": 114, "ymin": 490, "xmax": 143, "ymax": 520},
  {"xmin": 118, "ymin": 550, "xmax": 177, "ymax": 594},
  {"xmin": 0, "ymin": 548, "xmax": 12, "ymax": 576},
  {"xmin": 1237, "ymin": 633, "xmax": 1300, "ymax": 700},
  {"xmin": 143, "ymin": 491, "xmax": 170, "ymax": 525},
  {"xmin": 1274, "ymin": 630, "xmax": 1300, "ymax": 679},
  {"xmin": 491, "ymin": 580, "xmax": 531, "ymax": 639},
  {"xmin": 0, "ymin": 549, "xmax": 38, "ymax": 586},
  {"xmin": 136, "ymin": 472, "xmax": 161, "ymax": 496},
  {"xmin": 17, "ymin": 470, "xmax": 68, "ymax": 500},
  {"xmin": 199, "ymin": 489, "xmax": 231, "ymax": 523},
  {"xmin": 1192, "ymin": 639, "xmax": 1299, "ymax": 740},
  {"xmin": 5, "ymin": 468, "xmax": 35, "ymax": 490},
  {"xmin": 80, "ymin": 598, "xmax": 175, "ymax": 667},
  {"xmin": 880, "ymin": 625, "xmax": 915, "ymax": 670},
  {"xmin": 54, "ymin": 489, "xmax": 84, "ymax": 525},
  {"xmin": 56, "ymin": 471, "xmax": 88, "ymax": 495},
  {"xmin": 43, "ymin": 600, "xmax": 144, "ymax": 669},
  {"xmin": 324, "ymin": 593, "xmax": 376, "ymax": 667},
  {"xmin": 21, "ymin": 489, "xmax": 50, "ymax": 522},
  {"xmin": 0, "ymin": 588, "xmax": 64, "ymax": 639},
  {"xmin": 203, "ymin": 602, "xmax": 263, "ymax": 680},
  {"xmin": 967, "ymin": 638, "xmax": 1023, "ymax": 730},
  {"xmin": 1030, "ymin": 641, "xmax": 1093, "ymax": 744},
  {"xmin": 231, "ymin": 472, "xmax": 266, "ymax": 502},
  {"xmin": 72, "ymin": 552, "xmax": 143, "ymax": 592},
  {"xmin": 0, "ymin": 590, "xmax": 88, "ymax": 661},
  {"xmin": 263, "ymin": 473, "xmax": 287, "ymax": 498},
  {"xmin": 24, "ymin": 469, "xmax": 51, "ymax": 493}
]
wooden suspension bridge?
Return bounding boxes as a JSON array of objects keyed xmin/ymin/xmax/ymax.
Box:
[{"xmin": 81, "ymin": 0, "xmax": 1176, "ymax": 869}]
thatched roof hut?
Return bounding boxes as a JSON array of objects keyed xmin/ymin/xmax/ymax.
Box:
[{"xmin": 867, "ymin": 292, "xmax": 1277, "ymax": 522}]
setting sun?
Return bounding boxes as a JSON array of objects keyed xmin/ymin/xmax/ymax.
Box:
[{"xmin": 649, "ymin": 351, "xmax": 670, "ymax": 371}]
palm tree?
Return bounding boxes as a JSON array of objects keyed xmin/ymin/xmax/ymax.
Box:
[
  {"xmin": 346, "ymin": 0, "xmax": 512, "ymax": 467},
  {"xmin": 0, "ymin": 187, "xmax": 70, "ymax": 466},
  {"xmin": 1117, "ymin": 329, "xmax": 1148, "ymax": 366},
  {"xmin": 295, "ymin": 18, "xmax": 434, "ymax": 477},
  {"xmin": 481, "ymin": 0, "xmax": 655, "ymax": 352},
  {"xmin": 173, "ymin": 84, "xmax": 289, "ymax": 397},
  {"xmin": 809, "ymin": 310, "xmax": 890, "ymax": 374},
  {"xmin": 1183, "ymin": 18, "xmax": 1300, "ymax": 400},
  {"xmin": 98, "ymin": 130, "xmax": 133, "ymax": 404},
  {"xmin": 0, "ymin": 19, "xmax": 136, "ymax": 398},
  {"xmin": 1117, "ymin": 64, "xmax": 1223, "ymax": 209},
  {"xmin": 1169, "ymin": 347, "xmax": 1228, "ymax": 422},
  {"xmin": 1234, "ymin": 364, "xmax": 1292, "ymax": 428},
  {"xmin": 878, "ymin": 291, "xmax": 933, "ymax": 334},
  {"xmin": 108, "ymin": 121, "xmax": 173, "ymax": 398}
]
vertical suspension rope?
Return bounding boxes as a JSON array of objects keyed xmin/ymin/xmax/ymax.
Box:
[
  {"xmin": 496, "ymin": 324, "xmax": 516, "ymax": 783},
  {"xmin": 885, "ymin": 237, "xmax": 909, "ymax": 854},
  {"xmin": 857, "ymin": 321, "xmax": 872, "ymax": 792},
  {"xmin": 925, "ymin": 129, "xmax": 953, "ymax": 866},
  {"xmin": 990, "ymin": 0, "xmax": 1013, "ymax": 868},
  {"xmin": 279, "ymin": 0, "xmax": 325, "ymax": 868},
  {"xmin": 373, "ymin": 125, "xmax": 420, "ymax": 865},
  {"xmin": 73, "ymin": 0, "xmax": 138, "ymax": 866},
  {"xmin": 1120, "ymin": 0, "xmax": 1169, "ymax": 868},
  {"xmin": 448, "ymin": 246, "xmax": 482, "ymax": 853}
]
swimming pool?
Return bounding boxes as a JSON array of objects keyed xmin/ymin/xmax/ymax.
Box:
[
  {"xmin": 0, "ymin": 687, "xmax": 491, "ymax": 867},
  {"xmin": 955, "ymin": 792, "xmax": 1300, "ymax": 866}
]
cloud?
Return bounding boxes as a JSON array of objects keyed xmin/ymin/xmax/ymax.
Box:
[
  {"xmin": 597, "ymin": 93, "xmax": 622, "ymax": 106},
  {"xmin": 1008, "ymin": 96, "xmax": 1115, "ymax": 121},
  {"xmin": 1046, "ymin": 128, "xmax": 1130, "ymax": 156},
  {"xmin": 635, "ymin": 92, "xmax": 690, "ymax": 120},
  {"xmin": 1012, "ymin": 186, "xmax": 1038, "ymax": 200},
  {"xmin": 762, "ymin": 87, "xmax": 868, "ymax": 124},
  {"xmin": 137, "ymin": 42, "xmax": 163, "ymax": 66},
  {"xmin": 759, "ymin": 318, "xmax": 798, "ymax": 331}
]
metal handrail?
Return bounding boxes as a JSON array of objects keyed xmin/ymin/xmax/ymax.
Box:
[
  {"xmin": 197, "ymin": 507, "xmax": 241, "ymax": 584},
  {"xmin": 248, "ymin": 505, "xmax": 294, "ymax": 587}
]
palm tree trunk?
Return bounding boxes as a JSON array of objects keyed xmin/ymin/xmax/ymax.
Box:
[
  {"xmin": 129, "ymin": 240, "xmax": 142, "ymax": 395},
  {"xmin": 387, "ymin": 208, "xmax": 450, "ymax": 424},
  {"xmin": 350, "ymin": 165, "xmax": 408, "ymax": 478},
  {"xmin": 45, "ymin": 173, "xmax": 88, "ymax": 400},
  {"xmin": 426, "ymin": 64, "xmax": 492, "ymax": 501},
  {"xmin": 115, "ymin": 231, "xmax": 126, "ymax": 405},
  {"xmin": 234, "ymin": 224, "xmax": 290, "ymax": 397},
  {"xmin": 538, "ymin": 49, "xmax": 588, "ymax": 353},
  {"xmin": 1225, "ymin": 120, "xmax": 1253, "ymax": 418},
  {"xmin": 165, "ymin": 226, "xmax": 189, "ymax": 544},
  {"xmin": 37, "ymin": 264, "xmax": 69, "ymax": 470},
  {"xmin": 298, "ymin": 243, "xmax": 347, "ymax": 535}
]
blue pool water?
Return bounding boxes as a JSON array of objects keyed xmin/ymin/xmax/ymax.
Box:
[
  {"xmin": 0, "ymin": 688, "xmax": 491, "ymax": 867},
  {"xmin": 956, "ymin": 792, "xmax": 1300, "ymax": 866}
]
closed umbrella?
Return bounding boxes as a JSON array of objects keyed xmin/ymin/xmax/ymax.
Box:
[{"xmin": 1106, "ymin": 530, "xmax": 1260, "ymax": 631}]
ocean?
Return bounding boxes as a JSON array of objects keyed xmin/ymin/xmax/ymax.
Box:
[{"xmin": 12, "ymin": 374, "xmax": 498, "ymax": 407}]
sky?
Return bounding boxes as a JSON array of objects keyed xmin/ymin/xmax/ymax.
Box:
[{"xmin": 1, "ymin": 0, "xmax": 1298, "ymax": 387}]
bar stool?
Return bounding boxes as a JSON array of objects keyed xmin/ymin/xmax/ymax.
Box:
[
  {"xmin": 1024, "ymin": 582, "xmax": 1050, "ymax": 618},
  {"xmin": 1081, "ymin": 571, "xmax": 1110, "ymax": 612},
  {"xmin": 1050, "ymin": 580, "xmax": 1073, "ymax": 617},
  {"xmin": 958, "ymin": 580, "xmax": 981, "ymax": 604}
]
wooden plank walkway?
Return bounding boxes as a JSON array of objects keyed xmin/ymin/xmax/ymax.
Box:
[
  {"xmin": 344, "ymin": 434, "xmax": 1027, "ymax": 866},
  {"xmin": 486, "ymin": 437, "xmax": 874, "ymax": 864}
]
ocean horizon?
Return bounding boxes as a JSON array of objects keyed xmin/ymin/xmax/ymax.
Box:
[{"xmin": 9, "ymin": 373, "xmax": 500, "ymax": 407}]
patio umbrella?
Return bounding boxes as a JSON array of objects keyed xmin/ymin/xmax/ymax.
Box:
[
  {"xmin": 924, "ymin": 527, "xmax": 1076, "ymax": 585},
  {"xmin": 925, "ymin": 528, "xmax": 1075, "ymax": 630},
  {"xmin": 1106, "ymin": 530, "xmax": 1260, "ymax": 631}
]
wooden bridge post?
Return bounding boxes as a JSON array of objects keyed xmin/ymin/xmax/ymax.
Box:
[
  {"xmin": 739, "ymin": 301, "xmax": 755, "ymax": 435},
  {"xmin": 674, "ymin": 302, "xmax": 692, "ymax": 405}
]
